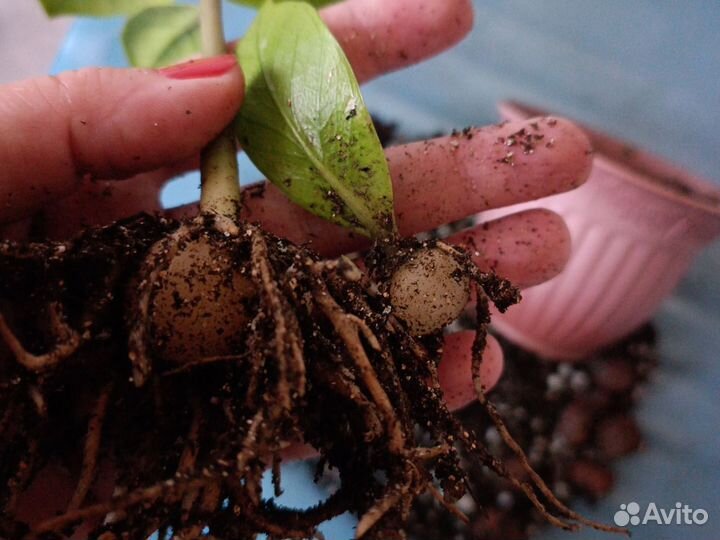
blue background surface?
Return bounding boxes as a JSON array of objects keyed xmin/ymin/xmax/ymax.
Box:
[{"xmin": 52, "ymin": 2, "xmax": 719, "ymax": 539}]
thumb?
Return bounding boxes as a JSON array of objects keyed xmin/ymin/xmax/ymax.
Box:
[{"xmin": 0, "ymin": 55, "xmax": 243, "ymax": 223}]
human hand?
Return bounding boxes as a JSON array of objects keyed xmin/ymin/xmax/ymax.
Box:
[
  {"xmin": 2, "ymin": 0, "xmax": 594, "ymax": 533},
  {"xmin": 1, "ymin": 0, "xmax": 590, "ymax": 417}
]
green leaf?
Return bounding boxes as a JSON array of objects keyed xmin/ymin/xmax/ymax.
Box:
[
  {"xmin": 235, "ymin": 1, "xmax": 396, "ymax": 238},
  {"xmin": 40, "ymin": 0, "xmax": 172, "ymax": 17},
  {"xmin": 123, "ymin": 6, "xmax": 201, "ymax": 68},
  {"xmin": 228, "ymin": 0, "xmax": 339, "ymax": 8}
]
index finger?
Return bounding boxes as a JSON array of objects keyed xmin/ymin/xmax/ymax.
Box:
[
  {"xmin": 170, "ymin": 116, "xmax": 592, "ymax": 254},
  {"xmin": 227, "ymin": 0, "xmax": 473, "ymax": 83},
  {"xmin": 2, "ymin": 0, "xmax": 471, "ymax": 228},
  {"xmin": 321, "ymin": 0, "xmax": 473, "ymax": 83}
]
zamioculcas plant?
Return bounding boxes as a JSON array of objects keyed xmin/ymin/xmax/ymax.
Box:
[{"xmin": 0, "ymin": 0, "xmax": 624, "ymax": 538}]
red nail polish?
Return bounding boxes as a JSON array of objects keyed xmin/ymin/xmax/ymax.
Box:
[{"xmin": 159, "ymin": 55, "xmax": 237, "ymax": 80}]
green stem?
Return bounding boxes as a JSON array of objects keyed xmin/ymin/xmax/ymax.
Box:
[{"xmin": 199, "ymin": 0, "xmax": 241, "ymax": 219}]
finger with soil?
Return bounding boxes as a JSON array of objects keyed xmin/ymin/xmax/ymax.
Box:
[
  {"xmin": 322, "ymin": 0, "xmax": 474, "ymax": 83},
  {"xmin": 449, "ymin": 208, "xmax": 572, "ymax": 288},
  {"xmin": 177, "ymin": 117, "xmax": 591, "ymax": 255},
  {"xmin": 438, "ymin": 331, "xmax": 503, "ymax": 412},
  {"xmin": 36, "ymin": 156, "xmax": 200, "ymax": 241}
]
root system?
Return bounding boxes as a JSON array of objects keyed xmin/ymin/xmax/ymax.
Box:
[{"xmin": 0, "ymin": 212, "xmax": 623, "ymax": 539}]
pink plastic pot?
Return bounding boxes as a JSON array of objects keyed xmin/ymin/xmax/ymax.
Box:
[{"xmin": 483, "ymin": 101, "xmax": 720, "ymax": 360}]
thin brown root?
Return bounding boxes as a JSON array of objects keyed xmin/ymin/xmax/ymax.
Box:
[
  {"xmin": 313, "ymin": 365, "xmax": 383, "ymax": 441},
  {"xmin": 179, "ymin": 407, "xmax": 202, "ymax": 474},
  {"xmin": 480, "ymin": 385, "xmax": 627, "ymax": 534},
  {"xmin": 470, "ymin": 290, "xmax": 628, "ymax": 535},
  {"xmin": 357, "ymin": 462, "xmax": 419, "ymax": 539},
  {"xmin": 325, "ymin": 270, "xmax": 415, "ymax": 434},
  {"xmin": 0, "ymin": 303, "xmax": 81, "ymax": 371},
  {"xmin": 412, "ymin": 445, "xmax": 451, "ymax": 462},
  {"xmin": 427, "ymin": 483, "xmax": 469, "ymax": 525},
  {"xmin": 387, "ymin": 316, "xmax": 441, "ymax": 388},
  {"xmin": 29, "ymin": 477, "xmax": 209, "ymax": 538},
  {"xmin": 254, "ymin": 235, "xmax": 291, "ymax": 412},
  {"xmin": 6, "ymin": 438, "xmax": 39, "ymax": 515},
  {"xmin": 199, "ymin": 479, "xmax": 222, "ymax": 513},
  {"xmin": 0, "ymin": 399, "xmax": 14, "ymax": 438},
  {"xmin": 127, "ymin": 225, "xmax": 190, "ymax": 386},
  {"xmin": 453, "ymin": 423, "xmax": 577, "ymax": 531},
  {"xmin": 67, "ymin": 383, "xmax": 113, "ymax": 512},
  {"xmin": 242, "ymin": 322, "xmax": 268, "ymax": 409},
  {"xmin": 179, "ymin": 403, "xmax": 203, "ymax": 520},
  {"xmin": 355, "ymin": 488, "xmax": 403, "ymax": 539},
  {"xmin": 177, "ymin": 479, "xmax": 222, "ymax": 540},
  {"xmin": 272, "ymin": 454, "xmax": 283, "ymax": 497},
  {"xmin": 235, "ymin": 410, "xmax": 264, "ymax": 474},
  {"xmin": 176, "ymin": 521, "xmax": 206, "ymax": 538},
  {"xmin": 27, "ymin": 385, "xmax": 47, "ymax": 418},
  {"xmin": 346, "ymin": 314, "xmax": 381, "ymax": 351},
  {"xmin": 162, "ymin": 354, "xmax": 248, "ymax": 377},
  {"xmin": 250, "ymin": 228, "xmax": 306, "ymax": 410},
  {"xmin": 512, "ymin": 479, "xmax": 579, "ymax": 531},
  {"xmin": 309, "ymin": 264, "xmax": 405, "ymax": 454},
  {"xmin": 246, "ymin": 464, "xmax": 263, "ymax": 507}
]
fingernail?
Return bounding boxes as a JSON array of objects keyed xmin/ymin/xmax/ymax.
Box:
[{"xmin": 159, "ymin": 55, "xmax": 237, "ymax": 80}]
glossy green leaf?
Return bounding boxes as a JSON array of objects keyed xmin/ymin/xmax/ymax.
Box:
[
  {"xmin": 40, "ymin": 0, "xmax": 172, "ymax": 17},
  {"xmin": 228, "ymin": 0, "xmax": 339, "ymax": 8},
  {"xmin": 123, "ymin": 6, "xmax": 201, "ymax": 68},
  {"xmin": 235, "ymin": 1, "xmax": 396, "ymax": 238}
]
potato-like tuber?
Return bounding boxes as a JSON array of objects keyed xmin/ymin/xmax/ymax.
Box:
[
  {"xmin": 389, "ymin": 246, "xmax": 470, "ymax": 335},
  {"xmin": 149, "ymin": 236, "xmax": 255, "ymax": 364}
]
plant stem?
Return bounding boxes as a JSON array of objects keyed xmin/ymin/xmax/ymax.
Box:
[
  {"xmin": 200, "ymin": 0, "xmax": 226, "ymax": 56},
  {"xmin": 199, "ymin": 0, "xmax": 241, "ymax": 219}
]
